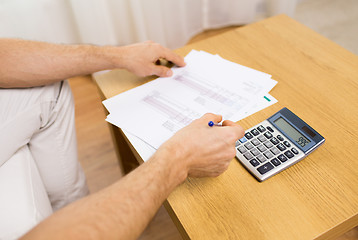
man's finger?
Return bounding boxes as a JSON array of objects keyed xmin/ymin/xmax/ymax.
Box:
[
  {"xmin": 222, "ymin": 120, "xmax": 245, "ymax": 138},
  {"xmin": 222, "ymin": 120, "xmax": 236, "ymax": 126},
  {"xmin": 151, "ymin": 66, "xmax": 173, "ymax": 77},
  {"xmin": 201, "ymin": 113, "xmax": 222, "ymax": 124},
  {"xmin": 161, "ymin": 48, "xmax": 186, "ymax": 67}
]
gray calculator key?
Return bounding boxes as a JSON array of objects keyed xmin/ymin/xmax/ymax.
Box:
[
  {"xmin": 284, "ymin": 150, "xmax": 294, "ymax": 159},
  {"xmin": 271, "ymin": 158, "xmax": 281, "ymax": 166},
  {"xmin": 257, "ymin": 145, "xmax": 267, "ymax": 152},
  {"xmin": 263, "ymin": 141, "xmax": 273, "ymax": 148},
  {"xmin": 250, "ymin": 159, "xmax": 260, "ymax": 167},
  {"xmin": 277, "ymin": 135, "xmax": 284, "ymax": 141},
  {"xmin": 237, "ymin": 146, "xmax": 247, "ymax": 153},
  {"xmin": 257, "ymin": 125, "xmax": 266, "ymax": 132},
  {"xmin": 243, "ymin": 152, "xmax": 253, "ymax": 160},
  {"xmin": 270, "ymin": 147, "xmax": 280, "ymax": 155},
  {"xmin": 277, "ymin": 143, "xmax": 286, "ymax": 151},
  {"xmin": 251, "ymin": 149, "xmax": 260, "ymax": 156},
  {"xmin": 270, "ymin": 137, "xmax": 279, "ymax": 145},
  {"xmin": 257, "ymin": 162, "xmax": 274, "ymax": 175},
  {"xmin": 291, "ymin": 148, "xmax": 299, "ymax": 154},
  {"xmin": 263, "ymin": 151, "xmax": 274, "ymax": 159},
  {"xmin": 278, "ymin": 154, "xmax": 287, "ymax": 162},
  {"xmin": 251, "ymin": 139, "xmax": 260, "ymax": 146},
  {"xmin": 267, "ymin": 126, "xmax": 274, "ymax": 132},
  {"xmin": 235, "ymin": 140, "xmax": 241, "ymax": 147},
  {"xmin": 258, "ymin": 135, "xmax": 266, "ymax": 142},
  {"xmin": 251, "ymin": 129, "xmax": 260, "ymax": 136},
  {"xmin": 283, "ymin": 141, "xmax": 291, "ymax": 147},
  {"xmin": 264, "ymin": 131, "xmax": 273, "ymax": 139},
  {"xmin": 245, "ymin": 132, "xmax": 253, "ymax": 140},
  {"xmin": 257, "ymin": 154, "xmax": 266, "ymax": 163},
  {"xmin": 244, "ymin": 142, "xmax": 254, "ymax": 150}
]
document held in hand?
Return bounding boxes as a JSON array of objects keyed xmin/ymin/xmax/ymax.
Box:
[{"xmin": 103, "ymin": 50, "xmax": 278, "ymax": 157}]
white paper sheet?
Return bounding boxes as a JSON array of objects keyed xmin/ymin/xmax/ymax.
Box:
[{"xmin": 103, "ymin": 50, "xmax": 278, "ymax": 154}]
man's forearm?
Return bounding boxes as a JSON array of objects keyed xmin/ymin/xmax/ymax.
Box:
[
  {"xmin": 0, "ymin": 38, "xmax": 186, "ymax": 88},
  {"xmin": 21, "ymin": 147, "xmax": 187, "ymax": 240},
  {"xmin": 20, "ymin": 113, "xmax": 243, "ymax": 240},
  {"xmin": 0, "ymin": 39, "xmax": 119, "ymax": 88}
]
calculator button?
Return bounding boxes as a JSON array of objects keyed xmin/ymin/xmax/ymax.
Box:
[
  {"xmin": 277, "ymin": 135, "xmax": 284, "ymax": 141},
  {"xmin": 258, "ymin": 135, "xmax": 267, "ymax": 142},
  {"xmin": 283, "ymin": 141, "xmax": 291, "ymax": 147},
  {"xmin": 267, "ymin": 126, "xmax": 274, "ymax": 132},
  {"xmin": 251, "ymin": 149, "xmax": 260, "ymax": 156},
  {"xmin": 270, "ymin": 147, "xmax": 280, "ymax": 155},
  {"xmin": 257, "ymin": 145, "xmax": 267, "ymax": 152},
  {"xmin": 237, "ymin": 146, "xmax": 247, "ymax": 154},
  {"xmin": 270, "ymin": 137, "xmax": 279, "ymax": 145},
  {"xmin": 263, "ymin": 141, "xmax": 273, "ymax": 148},
  {"xmin": 291, "ymin": 148, "xmax": 299, "ymax": 155},
  {"xmin": 271, "ymin": 158, "xmax": 281, "ymax": 166},
  {"xmin": 243, "ymin": 152, "xmax": 254, "ymax": 160},
  {"xmin": 251, "ymin": 129, "xmax": 260, "ymax": 136},
  {"xmin": 244, "ymin": 142, "xmax": 254, "ymax": 150},
  {"xmin": 239, "ymin": 137, "xmax": 247, "ymax": 143},
  {"xmin": 277, "ymin": 143, "xmax": 287, "ymax": 151},
  {"xmin": 257, "ymin": 125, "xmax": 266, "ymax": 132},
  {"xmin": 263, "ymin": 151, "xmax": 274, "ymax": 159},
  {"xmin": 245, "ymin": 132, "xmax": 253, "ymax": 140},
  {"xmin": 257, "ymin": 154, "xmax": 266, "ymax": 163},
  {"xmin": 284, "ymin": 150, "xmax": 294, "ymax": 159},
  {"xmin": 264, "ymin": 132, "xmax": 273, "ymax": 139},
  {"xmin": 257, "ymin": 162, "xmax": 274, "ymax": 175},
  {"xmin": 250, "ymin": 159, "xmax": 260, "ymax": 167},
  {"xmin": 235, "ymin": 140, "xmax": 241, "ymax": 147},
  {"xmin": 278, "ymin": 154, "xmax": 288, "ymax": 162},
  {"xmin": 251, "ymin": 139, "xmax": 260, "ymax": 146}
]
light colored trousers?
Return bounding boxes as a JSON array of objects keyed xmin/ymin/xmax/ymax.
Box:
[{"xmin": 0, "ymin": 81, "xmax": 89, "ymax": 239}]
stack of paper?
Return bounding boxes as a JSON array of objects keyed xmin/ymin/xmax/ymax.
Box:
[{"xmin": 103, "ymin": 50, "xmax": 277, "ymax": 159}]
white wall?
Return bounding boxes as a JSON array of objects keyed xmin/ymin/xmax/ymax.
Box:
[
  {"xmin": 0, "ymin": 0, "xmax": 80, "ymax": 43},
  {"xmin": 0, "ymin": 0, "xmax": 298, "ymax": 48}
]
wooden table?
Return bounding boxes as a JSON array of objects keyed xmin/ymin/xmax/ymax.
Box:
[{"xmin": 94, "ymin": 15, "xmax": 358, "ymax": 240}]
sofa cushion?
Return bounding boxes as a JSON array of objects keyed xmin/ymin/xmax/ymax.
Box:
[{"xmin": 0, "ymin": 145, "xmax": 53, "ymax": 239}]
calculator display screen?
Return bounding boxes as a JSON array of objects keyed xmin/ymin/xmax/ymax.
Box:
[{"xmin": 274, "ymin": 117, "xmax": 311, "ymax": 148}]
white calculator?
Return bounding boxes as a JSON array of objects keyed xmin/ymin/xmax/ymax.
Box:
[{"xmin": 235, "ymin": 107, "xmax": 325, "ymax": 182}]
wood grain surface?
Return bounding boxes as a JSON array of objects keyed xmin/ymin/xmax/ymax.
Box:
[{"xmin": 94, "ymin": 15, "xmax": 358, "ymax": 240}]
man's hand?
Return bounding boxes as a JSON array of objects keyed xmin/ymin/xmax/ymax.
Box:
[
  {"xmin": 21, "ymin": 113, "xmax": 244, "ymax": 240},
  {"xmin": 157, "ymin": 113, "xmax": 245, "ymax": 179},
  {"xmin": 0, "ymin": 39, "xmax": 185, "ymax": 88},
  {"xmin": 109, "ymin": 41, "xmax": 186, "ymax": 77}
]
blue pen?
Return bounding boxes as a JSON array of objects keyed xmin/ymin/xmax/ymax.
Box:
[{"xmin": 208, "ymin": 121, "xmax": 221, "ymax": 127}]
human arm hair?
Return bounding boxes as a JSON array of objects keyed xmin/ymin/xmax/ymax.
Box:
[
  {"xmin": 0, "ymin": 38, "xmax": 185, "ymax": 88},
  {"xmin": 20, "ymin": 113, "xmax": 244, "ymax": 240}
]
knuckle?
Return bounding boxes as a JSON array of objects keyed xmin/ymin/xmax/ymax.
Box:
[{"xmin": 203, "ymin": 112, "xmax": 215, "ymax": 119}]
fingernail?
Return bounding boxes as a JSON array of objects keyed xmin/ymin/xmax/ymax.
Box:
[{"xmin": 166, "ymin": 70, "xmax": 172, "ymax": 77}]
